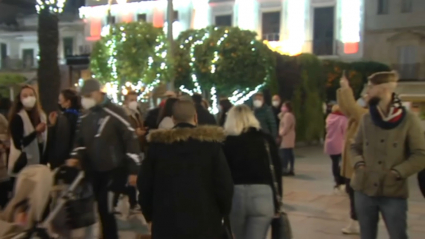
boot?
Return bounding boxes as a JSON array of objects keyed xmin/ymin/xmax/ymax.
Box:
[{"xmin": 341, "ymin": 219, "xmax": 360, "ymax": 235}]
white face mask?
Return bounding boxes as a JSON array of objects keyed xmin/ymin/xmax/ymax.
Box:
[
  {"xmin": 272, "ymin": 100, "xmax": 280, "ymax": 107},
  {"xmin": 81, "ymin": 97, "xmax": 96, "ymax": 110},
  {"xmin": 253, "ymin": 100, "xmax": 263, "ymax": 108},
  {"xmin": 22, "ymin": 96, "xmax": 36, "ymax": 108},
  {"xmin": 128, "ymin": 101, "xmax": 138, "ymax": 111}
]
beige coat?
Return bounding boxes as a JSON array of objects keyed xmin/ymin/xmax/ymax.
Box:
[
  {"xmin": 337, "ymin": 87, "xmax": 368, "ymax": 179},
  {"xmin": 350, "ymin": 111, "xmax": 425, "ymax": 198}
]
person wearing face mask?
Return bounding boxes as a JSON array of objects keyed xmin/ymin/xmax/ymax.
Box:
[
  {"xmin": 67, "ymin": 79, "xmax": 141, "ymax": 239},
  {"xmin": 46, "ymin": 89, "xmax": 80, "ymax": 169},
  {"xmin": 7, "ymin": 85, "xmax": 47, "ymax": 183},
  {"xmin": 144, "ymin": 91, "xmax": 177, "ymax": 130},
  {"xmin": 252, "ymin": 93, "xmax": 277, "ymax": 138},
  {"xmin": 351, "ymin": 71, "xmax": 425, "ymax": 239},
  {"xmin": 271, "ymin": 95, "xmax": 282, "ymax": 129},
  {"xmin": 278, "ymin": 101, "xmax": 296, "ymax": 176}
]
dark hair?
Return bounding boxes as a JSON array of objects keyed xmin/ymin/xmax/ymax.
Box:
[
  {"xmin": 8, "ymin": 85, "xmax": 43, "ymax": 135},
  {"xmin": 157, "ymin": 98, "xmax": 179, "ymax": 124},
  {"xmin": 125, "ymin": 91, "xmax": 138, "ymax": 101},
  {"xmin": 219, "ymin": 99, "xmax": 233, "ymax": 113},
  {"xmin": 282, "ymin": 101, "xmax": 293, "ymax": 112},
  {"xmin": 61, "ymin": 89, "xmax": 80, "ymax": 110},
  {"xmin": 191, "ymin": 94, "xmax": 203, "ymax": 104}
]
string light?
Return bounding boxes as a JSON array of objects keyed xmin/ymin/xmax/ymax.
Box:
[
  {"xmin": 210, "ymin": 86, "xmax": 219, "ymax": 114},
  {"xmin": 36, "ymin": 0, "xmax": 66, "ymax": 13}
]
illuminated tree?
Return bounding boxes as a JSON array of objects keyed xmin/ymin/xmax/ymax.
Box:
[
  {"xmin": 36, "ymin": 0, "xmax": 66, "ymax": 113},
  {"xmin": 90, "ymin": 22, "xmax": 171, "ymax": 102},
  {"xmin": 175, "ymin": 27, "xmax": 275, "ymax": 112}
]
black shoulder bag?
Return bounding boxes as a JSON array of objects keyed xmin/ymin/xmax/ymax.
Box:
[
  {"xmin": 12, "ymin": 140, "xmax": 28, "ymax": 174},
  {"xmin": 264, "ymin": 140, "xmax": 293, "ymax": 239}
]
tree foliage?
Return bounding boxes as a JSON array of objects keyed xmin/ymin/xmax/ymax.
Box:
[
  {"xmin": 174, "ymin": 26, "xmax": 274, "ymax": 96},
  {"xmin": 90, "ymin": 22, "xmax": 171, "ymax": 85}
]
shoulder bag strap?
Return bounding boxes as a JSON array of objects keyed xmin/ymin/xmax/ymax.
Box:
[{"xmin": 264, "ymin": 139, "xmax": 283, "ymax": 213}]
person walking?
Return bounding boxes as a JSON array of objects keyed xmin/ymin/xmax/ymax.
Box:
[
  {"xmin": 223, "ymin": 104, "xmax": 282, "ymax": 239},
  {"xmin": 324, "ymin": 104, "xmax": 347, "ymax": 191},
  {"xmin": 157, "ymin": 98, "xmax": 178, "ymax": 129},
  {"xmin": 47, "ymin": 89, "xmax": 80, "ymax": 169},
  {"xmin": 112, "ymin": 91, "xmax": 146, "ymax": 213},
  {"xmin": 144, "ymin": 91, "xmax": 176, "ymax": 130},
  {"xmin": 351, "ymin": 71, "xmax": 425, "ymax": 239},
  {"xmin": 67, "ymin": 79, "xmax": 141, "ymax": 239},
  {"xmin": 8, "ymin": 85, "xmax": 47, "ymax": 178},
  {"xmin": 138, "ymin": 99, "xmax": 233, "ymax": 239},
  {"xmin": 279, "ymin": 101, "xmax": 296, "ymax": 176},
  {"xmin": 192, "ymin": 94, "xmax": 217, "ymax": 125},
  {"xmin": 253, "ymin": 93, "xmax": 277, "ymax": 138},
  {"xmin": 217, "ymin": 98, "xmax": 233, "ymax": 127},
  {"xmin": 337, "ymin": 74, "xmax": 367, "ymax": 234}
]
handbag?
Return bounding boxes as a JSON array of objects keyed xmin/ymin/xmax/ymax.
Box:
[
  {"xmin": 264, "ymin": 140, "xmax": 293, "ymax": 239},
  {"xmin": 12, "ymin": 141, "xmax": 27, "ymax": 174}
]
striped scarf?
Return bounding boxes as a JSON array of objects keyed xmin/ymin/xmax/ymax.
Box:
[{"xmin": 369, "ymin": 93, "xmax": 406, "ymax": 130}]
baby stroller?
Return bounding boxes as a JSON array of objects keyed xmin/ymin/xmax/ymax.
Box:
[{"xmin": 0, "ymin": 165, "xmax": 95, "ymax": 239}]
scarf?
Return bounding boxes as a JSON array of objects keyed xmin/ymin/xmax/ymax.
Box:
[{"xmin": 369, "ymin": 93, "xmax": 406, "ymax": 130}]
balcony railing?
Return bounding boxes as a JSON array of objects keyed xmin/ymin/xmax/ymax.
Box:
[
  {"xmin": 0, "ymin": 57, "xmax": 38, "ymax": 71},
  {"xmin": 392, "ymin": 63, "xmax": 421, "ymax": 80},
  {"xmin": 262, "ymin": 33, "xmax": 280, "ymax": 42}
]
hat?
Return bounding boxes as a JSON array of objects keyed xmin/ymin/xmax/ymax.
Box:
[
  {"xmin": 163, "ymin": 90, "xmax": 176, "ymax": 98},
  {"xmin": 368, "ymin": 71, "xmax": 399, "ymax": 85},
  {"xmin": 80, "ymin": 79, "xmax": 101, "ymax": 95}
]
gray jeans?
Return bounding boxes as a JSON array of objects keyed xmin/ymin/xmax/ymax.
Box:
[
  {"xmin": 355, "ymin": 191, "xmax": 408, "ymax": 239},
  {"xmin": 230, "ymin": 185, "xmax": 274, "ymax": 239}
]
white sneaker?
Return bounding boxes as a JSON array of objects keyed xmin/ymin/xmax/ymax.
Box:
[{"xmin": 341, "ymin": 219, "xmax": 360, "ymax": 235}]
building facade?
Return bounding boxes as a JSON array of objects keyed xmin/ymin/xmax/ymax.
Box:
[{"xmin": 80, "ymin": 0, "xmax": 364, "ymax": 60}]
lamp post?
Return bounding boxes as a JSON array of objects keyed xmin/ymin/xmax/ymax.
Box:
[
  {"xmin": 107, "ymin": 0, "xmax": 127, "ymax": 34},
  {"xmin": 167, "ymin": 0, "xmax": 175, "ymax": 90}
]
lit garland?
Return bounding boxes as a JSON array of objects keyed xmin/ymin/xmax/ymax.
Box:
[{"xmin": 36, "ymin": 0, "xmax": 66, "ymax": 13}]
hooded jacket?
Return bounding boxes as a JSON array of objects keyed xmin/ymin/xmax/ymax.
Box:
[
  {"xmin": 71, "ymin": 99, "xmax": 141, "ymax": 174},
  {"xmin": 138, "ymin": 124, "xmax": 233, "ymax": 239},
  {"xmin": 324, "ymin": 111, "xmax": 347, "ymax": 155}
]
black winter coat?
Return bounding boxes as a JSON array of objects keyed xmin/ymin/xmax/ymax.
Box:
[
  {"xmin": 47, "ymin": 110, "xmax": 79, "ymax": 169},
  {"xmin": 138, "ymin": 123, "xmax": 233, "ymax": 239}
]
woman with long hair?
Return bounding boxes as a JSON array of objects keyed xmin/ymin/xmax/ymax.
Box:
[
  {"xmin": 8, "ymin": 85, "xmax": 47, "ymax": 176},
  {"xmin": 279, "ymin": 101, "xmax": 296, "ymax": 176},
  {"xmin": 218, "ymin": 99, "xmax": 233, "ymax": 127},
  {"xmin": 223, "ymin": 104, "xmax": 282, "ymax": 239},
  {"xmin": 157, "ymin": 98, "xmax": 178, "ymax": 129},
  {"xmin": 47, "ymin": 89, "xmax": 81, "ymax": 169}
]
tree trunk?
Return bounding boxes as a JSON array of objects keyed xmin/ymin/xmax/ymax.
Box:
[{"xmin": 37, "ymin": 7, "xmax": 60, "ymax": 114}]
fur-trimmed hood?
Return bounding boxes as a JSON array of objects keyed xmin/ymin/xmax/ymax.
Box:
[{"xmin": 148, "ymin": 125, "xmax": 226, "ymax": 144}]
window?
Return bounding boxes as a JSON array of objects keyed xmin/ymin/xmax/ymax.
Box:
[
  {"xmin": 377, "ymin": 0, "xmax": 389, "ymax": 14},
  {"xmin": 313, "ymin": 7, "xmax": 335, "ymax": 56},
  {"xmin": 0, "ymin": 43, "xmax": 6, "ymax": 69},
  {"xmin": 262, "ymin": 12, "xmax": 281, "ymax": 41},
  {"xmin": 106, "ymin": 16, "xmax": 116, "ymax": 25},
  {"xmin": 401, "ymin": 0, "xmax": 412, "ymax": 13},
  {"xmin": 215, "ymin": 15, "xmax": 232, "ymax": 27},
  {"xmin": 22, "ymin": 49, "xmax": 34, "ymax": 68},
  {"xmin": 63, "ymin": 37, "xmax": 74, "ymax": 57},
  {"xmin": 167, "ymin": 10, "xmax": 178, "ymax": 22},
  {"xmin": 137, "ymin": 14, "xmax": 147, "ymax": 22},
  {"xmin": 397, "ymin": 45, "xmax": 418, "ymax": 79}
]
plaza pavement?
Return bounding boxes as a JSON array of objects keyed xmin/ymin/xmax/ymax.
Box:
[{"xmin": 119, "ymin": 146, "xmax": 425, "ymax": 238}]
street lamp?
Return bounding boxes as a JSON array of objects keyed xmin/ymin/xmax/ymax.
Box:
[
  {"xmin": 167, "ymin": 0, "xmax": 175, "ymax": 90},
  {"xmin": 107, "ymin": 0, "xmax": 127, "ymax": 33}
]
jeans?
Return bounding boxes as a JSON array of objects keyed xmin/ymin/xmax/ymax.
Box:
[
  {"xmin": 330, "ymin": 154, "xmax": 344, "ymax": 186},
  {"xmin": 355, "ymin": 191, "xmax": 408, "ymax": 239},
  {"xmin": 230, "ymin": 185, "xmax": 274, "ymax": 239},
  {"xmin": 345, "ymin": 178, "xmax": 357, "ymax": 220},
  {"xmin": 279, "ymin": 148, "xmax": 295, "ymax": 173}
]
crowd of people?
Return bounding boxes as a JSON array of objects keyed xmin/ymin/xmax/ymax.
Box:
[{"xmin": 0, "ymin": 69, "xmax": 424, "ymax": 239}]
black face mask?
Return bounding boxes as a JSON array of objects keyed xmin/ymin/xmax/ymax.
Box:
[
  {"xmin": 58, "ymin": 104, "xmax": 66, "ymax": 112},
  {"xmin": 368, "ymin": 96, "xmax": 381, "ymax": 106}
]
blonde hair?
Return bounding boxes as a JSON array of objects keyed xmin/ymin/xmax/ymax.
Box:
[
  {"xmin": 224, "ymin": 104, "xmax": 260, "ymax": 136},
  {"xmin": 331, "ymin": 104, "xmax": 340, "ymax": 113}
]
